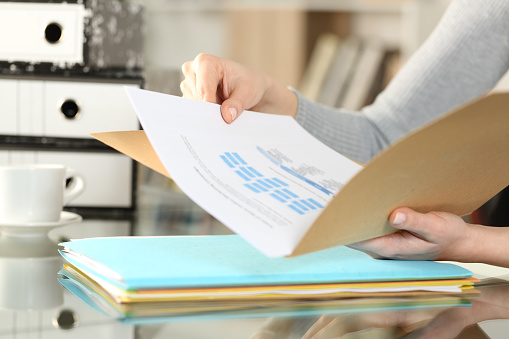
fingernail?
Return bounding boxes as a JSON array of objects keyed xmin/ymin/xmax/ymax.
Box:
[
  {"xmin": 229, "ymin": 107, "xmax": 237, "ymax": 121},
  {"xmin": 392, "ymin": 212, "xmax": 406, "ymax": 225}
]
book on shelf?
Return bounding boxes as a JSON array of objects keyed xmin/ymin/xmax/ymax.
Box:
[
  {"xmin": 316, "ymin": 37, "xmax": 362, "ymax": 108},
  {"xmin": 300, "ymin": 35, "xmax": 393, "ymax": 110},
  {"xmin": 298, "ymin": 33, "xmax": 342, "ymax": 102},
  {"xmin": 92, "ymin": 88, "xmax": 509, "ymax": 258},
  {"xmin": 341, "ymin": 39, "xmax": 387, "ymax": 110},
  {"xmin": 362, "ymin": 49, "xmax": 402, "ymax": 107},
  {"xmin": 381, "ymin": 50, "xmax": 402, "ymax": 89}
]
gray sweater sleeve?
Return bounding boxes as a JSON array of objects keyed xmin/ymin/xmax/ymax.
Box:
[{"xmin": 294, "ymin": 0, "xmax": 509, "ymax": 164}]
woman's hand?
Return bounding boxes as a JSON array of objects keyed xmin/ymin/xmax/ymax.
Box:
[
  {"xmin": 349, "ymin": 207, "xmax": 483, "ymax": 263},
  {"xmin": 181, "ymin": 53, "xmax": 298, "ymax": 123}
]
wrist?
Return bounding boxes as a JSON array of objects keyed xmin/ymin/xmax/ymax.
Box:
[
  {"xmin": 448, "ymin": 222, "xmax": 484, "ymax": 263},
  {"xmin": 259, "ymin": 76, "xmax": 298, "ymax": 117},
  {"xmin": 449, "ymin": 223, "xmax": 509, "ymax": 267}
]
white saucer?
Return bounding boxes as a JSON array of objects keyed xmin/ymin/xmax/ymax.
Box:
[{"xmin": 0, "ymin": 212, "xmax": 82, "ymax": 237}]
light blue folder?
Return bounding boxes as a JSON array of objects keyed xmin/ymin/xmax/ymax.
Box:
[{"xmin": 59, "ymin": 235, "xmax": 472, "ymax": 291}]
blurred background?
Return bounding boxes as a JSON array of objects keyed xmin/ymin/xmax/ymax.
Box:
[{"xmin": 142, "ymin": 0, "xmax": 452, "ymax": 99}]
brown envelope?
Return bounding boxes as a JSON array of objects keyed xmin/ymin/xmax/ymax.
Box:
[{"xmin": 92, "ymin": 92, "xmax": 509, "ymax": 256}]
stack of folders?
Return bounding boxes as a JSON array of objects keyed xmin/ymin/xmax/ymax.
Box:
[{"xmin": 58, "ymin": 235, "xmax": 478, "ymax": 322}]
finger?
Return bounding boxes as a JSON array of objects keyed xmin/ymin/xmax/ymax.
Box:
[
  {"xmin": 193, "ymin": 53, "xmax": 224, "ymax": 104},
  {"xmin": 348, "ymin": 232, "xmax": 411, "ymax": 259},
  {"xmin": 251, "ymin": 318, "xmax": 295, "ymax": 339},
  {"xmin": 389, "ymin": 208, "xmax": 444, "ymax": 239},
  {"xmin": 219, "ymin": 83, "xmax": 259, "ymax": 123},
  {"xmin": 220, "ymin": 100, "xmax": 240, "ymax": 123},
  {"xmin": 303, "ymin": 315, "xmax": 351, "ymax": 339},
  {"xmin": 181, "ymin": 60, "xmax": 194, "ymax": 78},
  {"xmin": 301, "ymin": 315, "xmax": 336, "ymax": 339},
  {"xmin": 180, "ymin": 80, "xmax": 194, "ymax": 99},
  {"xmin": 181, "ymin": 61, "xmax": 197, "ymax": 98},
  {"xmin": 349, "ymin": 225, "xmax": 441, "ymax": 260},
  {"xmin": 404, "ymin": 307, "xmax": 473, "ymax": 339}
]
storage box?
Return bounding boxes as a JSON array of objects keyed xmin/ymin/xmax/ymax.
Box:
[
  {"xmin": 0, "ymin": 0, "xmax": 144, "ymax": 75},
  {"xmin": 0, "ymin": 76, "xmax": 142, "ymax": 138}
]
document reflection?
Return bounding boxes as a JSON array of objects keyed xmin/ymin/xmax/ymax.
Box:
[{"xmin": 250, "ymin": 282, "xmax": 509, "ymax": 339}]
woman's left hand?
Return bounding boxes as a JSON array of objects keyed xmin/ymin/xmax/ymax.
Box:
[{"xmin": 349, "ymin": 207, "xmax": 473, "ymax": 262}]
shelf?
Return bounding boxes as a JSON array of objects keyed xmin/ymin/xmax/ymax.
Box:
[{"xmin": 142, "ymin": 0, "xmax": 405, "ymax": 13}]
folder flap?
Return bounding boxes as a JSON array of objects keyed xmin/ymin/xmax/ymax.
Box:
[
  {"xmin": 293, "ymin": 93, "xmax": 509, "ymax": 256},
  {"xmin": 91, "ymin": 130, "xmax": 170, "ymax": 178}
]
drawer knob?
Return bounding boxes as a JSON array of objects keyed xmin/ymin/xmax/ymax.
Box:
[
  {"xmin": 60, "ymin": 100, "xmax": 80, "ymax": 120},
  {"xmin": 53, "ymin": 309, "xmax": 79, "ymax": 330},
  {"xmin": 45, "ymin": 22, "xmax": 63, "ymax": 44}
]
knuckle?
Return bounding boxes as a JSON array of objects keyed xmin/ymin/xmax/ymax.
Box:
[
  {"xmin": 195, "ymin": 53, "xmax": 222, "ymax": 75},
  {"xmin": 181, "ymin": 61, "xmax": 191, "ymax": 74},
  {"xmin": 195, "ymin": 52, "xmax": 213, "ymax": 63},
  {"xmin": 179, "ymin": 81, "xmax": 186, "ymax": 93}
]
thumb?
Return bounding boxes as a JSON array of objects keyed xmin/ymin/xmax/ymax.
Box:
[
  {"xmin": 220, "ymin": 99, "xmax": 242, "ymax": 124},
  {"xmin": 220, "ymin": 82, "xmax": 262, "ymax": 123},
  {"xmin": 389, "ymin": 207, "xmax": 442, "ymax": 239}
]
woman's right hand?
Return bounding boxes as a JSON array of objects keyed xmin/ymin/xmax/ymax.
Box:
[{"xmin": 180, "ymin": 53, "xmax": 298, "ymax": 123}]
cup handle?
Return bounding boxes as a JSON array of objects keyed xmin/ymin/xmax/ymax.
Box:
[{"xmin": 63, "ymin": 168, "xmax": 85, "ymax": 205}]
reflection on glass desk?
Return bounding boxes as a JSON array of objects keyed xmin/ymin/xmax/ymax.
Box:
[{"xmin": 1, "ymin": 170, "xmax": 509, "ymax": 339}]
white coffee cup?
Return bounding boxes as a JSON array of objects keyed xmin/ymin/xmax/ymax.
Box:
[{"xmin": 0, "ymin": 164, "xmax": 85, "ymax": 224}]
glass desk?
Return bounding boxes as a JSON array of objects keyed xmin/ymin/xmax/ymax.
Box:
[{"xmin": 1, "ymin": 172, "xmax": 509, "ymax": 339}]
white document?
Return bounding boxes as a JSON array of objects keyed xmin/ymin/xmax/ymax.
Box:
[{"xmin": 126, "ymin": 88, "xmax": 362, "ymax": 257}]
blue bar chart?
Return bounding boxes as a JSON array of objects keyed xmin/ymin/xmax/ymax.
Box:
[{"xmin": 220, "ymin": 152, "xmax": 326, "ymax": 215}]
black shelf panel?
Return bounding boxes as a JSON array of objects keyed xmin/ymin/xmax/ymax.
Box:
[{"xmin": 0, "ymin": 134, "xmax": 119, "ymax": 153}]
